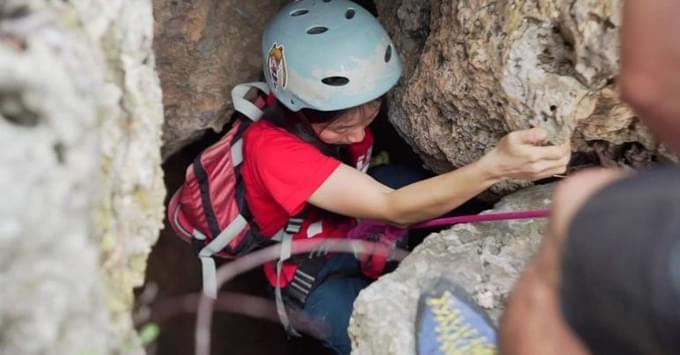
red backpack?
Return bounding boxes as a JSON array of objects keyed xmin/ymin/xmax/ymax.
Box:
[{"xmin": 167, "ymin": 82, "xmax": 302, "ymax": 298}]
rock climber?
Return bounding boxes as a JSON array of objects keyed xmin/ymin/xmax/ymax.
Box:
[{"xmin": 245, "ymin": 1, "xmax": 570, "ymax": 353}]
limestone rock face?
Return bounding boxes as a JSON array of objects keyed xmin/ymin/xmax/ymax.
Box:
[
  {"xmin": 0, "ymin": 1, "xmax": 164, "ymax": 354},
  {"xmin": 377, "ymin": 0, "xmax": 667, "ymax": 188},
  {"xmin": 155, "ymin": 0, "xmax": 286, "ymax": 159},
  {"xmin": 349, "ymin": 184, "xmax": 553, "ymax": 355}
]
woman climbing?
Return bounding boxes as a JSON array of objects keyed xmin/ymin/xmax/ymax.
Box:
[{"xmin": 242, "ymin": 1, "xmax": 571, "ymax": 353}]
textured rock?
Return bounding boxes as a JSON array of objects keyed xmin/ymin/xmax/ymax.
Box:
[
  {"xmin": 0, "ymin": 1, "xmax": 164, "ymax": 354},
  {"xmin": 349, "ymin": 184, "xmax": 554, "ymax": 355},
  {"xmin": 155, "ymin": 0, "xmax": 286, "ymax": 159},
  {"xmin": 376, "ymin": 0, "xmax": 671, "ymax": 191}
]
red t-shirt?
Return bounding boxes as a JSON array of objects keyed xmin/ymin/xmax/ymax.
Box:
[{"xmin": 242, "ymin": 119, "xmax": 374, "ymax": 286}]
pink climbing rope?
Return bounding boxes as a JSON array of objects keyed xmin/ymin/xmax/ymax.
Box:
[{"xmin": 411, "ymin": 209, "xmax": 551, "ymax": 230}]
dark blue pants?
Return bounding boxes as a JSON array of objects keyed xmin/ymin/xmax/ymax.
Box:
[
  {"xmin": 302, "ymin": 255, "xmax": 371, "ymax": 355},
  {"xmin": 303, "ymin": 164, "xmax": 431, "ymax": 354}
]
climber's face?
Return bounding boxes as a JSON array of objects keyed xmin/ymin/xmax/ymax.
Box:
[{"xmin": 312, "ymin": 99, "xmax": 382, "ymax": 145}]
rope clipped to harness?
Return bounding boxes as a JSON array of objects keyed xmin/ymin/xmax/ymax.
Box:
[
  {"xmin": 194, "ymin": 210, "xmax": 551, "ymax": 355},
  {"xmin": 196, "ymin": 239, "xmax": 409, "ymax": 355}
]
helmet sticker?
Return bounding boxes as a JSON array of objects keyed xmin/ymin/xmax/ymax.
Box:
[{"xmin": 268, "ymin": 43, "xmax": 288, "ymax": 89}]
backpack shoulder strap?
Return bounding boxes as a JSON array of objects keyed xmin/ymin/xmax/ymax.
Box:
[{"xmin": 232, "ymin": 82, "xmax": 270, "ymax": 121}]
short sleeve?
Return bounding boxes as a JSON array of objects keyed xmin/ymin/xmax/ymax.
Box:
[{"xmin": 250, "ymin": 132, "xmax": 341, "ymax": 215}]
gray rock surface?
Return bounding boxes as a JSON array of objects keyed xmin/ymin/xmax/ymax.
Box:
[
  {"xmin": 376, "ymin": 0, "xmax": 671, "ymax": 192},
  {"xmin": 155, "ymin": 0, "xmax": 286, "ymax": 159},
  {"xmin": 349, "ymin": 184, "xmax": 554, "ymax": 355},
  {"xmin": 0, "ymin": 1, "xmax": 164, "ymax": 354}
]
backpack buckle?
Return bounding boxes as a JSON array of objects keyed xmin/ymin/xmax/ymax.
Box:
[
  {"xmin": 282, "ymin": 254, "xmax": 328, "ymax": 309},
  {"xmin": 285, "ymin": 218, "xmax": 304, "ymax": 234},
  {"xmin": 284, "ymin": 268, "xmax": 317, "ymax": 309},
  {"xmin": 191, "ymin": 229, "xmax": 208, "ymax": 255}
]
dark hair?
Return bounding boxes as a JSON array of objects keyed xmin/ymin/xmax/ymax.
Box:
[{"xmin": 262, "ymin": 100, "xmax": 354, "ymax": 165}]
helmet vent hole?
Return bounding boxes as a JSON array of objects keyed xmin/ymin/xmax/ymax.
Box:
[
  {"xmin": 307, "ymin": 26, "xmax": 328, "ymax": 35},
  {"xmin": 290, "ymin": 9, "xmax": 309, "ymax": 16},
  {"xmin": 321, "ymin": 76, "xmax": 350, "ymax": 86},
  {"xmin": 345, "ymin": 9, "xmax": 355, "ymax": 19},
  {"xmin": 384, "ymin": 45, "xmax": 392, "ymax": 62},
  {"xmin": 322, "ymin": 0, "xmax": 332, "ymax": 2}
]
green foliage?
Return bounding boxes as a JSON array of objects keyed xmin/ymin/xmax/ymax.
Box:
[{"xmin": 139, "ymin": 323, "xmax": 161, "ymax": 346}]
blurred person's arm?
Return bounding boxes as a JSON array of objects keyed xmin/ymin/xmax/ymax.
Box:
[
  {"xmin": 559, "ymin": 167, "xmax": 680, "ymax": 355},
  {"xmin": 619, "ymin": 0, "xmax": 680, "ymax": 152},
  {"xmin": 500, "ymin": 170, "xmax": 623, "ymax": 355}
]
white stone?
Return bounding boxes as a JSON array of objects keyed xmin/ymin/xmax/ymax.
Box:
[
  {"xmin": 350, "ymin": 184, "xmax": 554, "ymax": 355},
  {"xmin": 0, "ymin": 1, "xmax": 164, "ymax": 353}
]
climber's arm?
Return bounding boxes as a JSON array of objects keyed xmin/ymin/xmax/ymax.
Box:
[{"xmin": 309, "ymin": 129, "xmax": 569, "ymax": 226}]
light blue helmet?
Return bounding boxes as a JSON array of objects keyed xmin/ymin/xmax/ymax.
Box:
[{"xmin": 262, "ymin": 0, "xmax": 403, "ymax": 112}]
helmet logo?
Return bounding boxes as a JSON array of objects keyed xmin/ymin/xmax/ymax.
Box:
[{"xmin": 268, "ymin": 43, "xmax": 288, "ymax": 89}]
